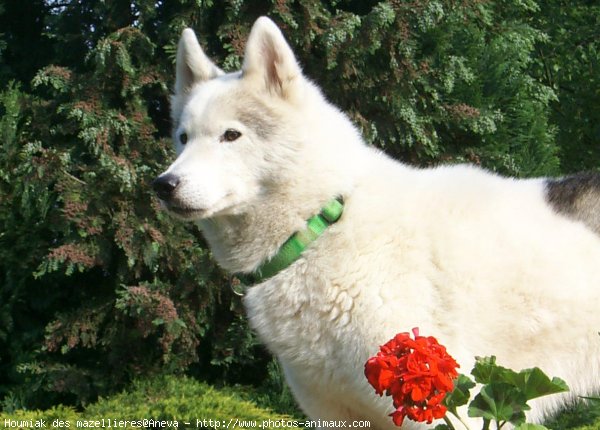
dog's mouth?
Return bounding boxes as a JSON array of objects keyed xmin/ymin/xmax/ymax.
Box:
[
  {"xmin": 161, "ymin": 193, "xmax": 237, "ymax": 221},
  {"xmin": 162, "ymin": 202, "xmax": 208, "ymax": 220}
]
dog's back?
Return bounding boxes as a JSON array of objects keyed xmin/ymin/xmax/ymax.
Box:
[
  {"xmin": 546, "ymin": 172, "xmax": 600, "ymax": 236},
  {"xmin": 155, "ymin": 17, "xmax": 600, "ymax": 429}
]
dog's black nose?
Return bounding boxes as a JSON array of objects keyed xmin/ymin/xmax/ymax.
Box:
[{"xmin": 152, "ymin": 173, "xmax": 180, "ymax": 201}]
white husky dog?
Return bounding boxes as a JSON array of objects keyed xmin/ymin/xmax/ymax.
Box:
[{"xmin": 153, "ymin": 16, "xmax": 600, "ymax": 428}]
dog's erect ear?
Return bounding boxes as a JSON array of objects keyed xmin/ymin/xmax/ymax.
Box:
[
  {"xmin": 175, "ymin": 28, "xmax": 223, "ymax": 94},
  {"xmin": 242, "ymin": 17, "xmax": 302, "ymax": 100}
]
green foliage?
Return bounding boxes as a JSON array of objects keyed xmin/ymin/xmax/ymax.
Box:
[
  {"xmin": 468, "ymin": 383, "xmax": 529, "ymax": 426},
  {"xmin": 0, "ymin": 375, "xmax": 299, "ymax": 429},
  {"xmin": 251, "ymin": 360, "xmax": 305, "ymax": 419},
  {"xmin": 0, "ymin": 0, "xmax": 598, "ymax": 417},
  {"xmin": 0, "ymin": 405, "xmax": 81, "ymax": 428},
  {"xmin": 0, "ymin": 18, "xmax": 265, "ymax": 409},
  {"xmin": 530, "ymin": 0, "xmax": 600, "ymax": 173},
  {"xmin": 546, "ymin": 399, "xmax": 600, "ymax": 430},
  {"xmin": 0, "ymin": 1, "xmax": 54, "ymax": 86},
  {"xmin": 442, "ymin": 356, "xmax": 569, "ymax": 430},
  {"xmin": 84, "ymin": 374, "xmax": 296, "ymax": 425},
  {"xmin": 300, "ymin": 0, "xmax": 561, "ymax": 176},
  {"xmin": 470, "ymin": 356, "xmax": 569, "ymax": 401},
  {"xmin": 444, "ymin": 374, "xmax": 476, "ymax": 415}
]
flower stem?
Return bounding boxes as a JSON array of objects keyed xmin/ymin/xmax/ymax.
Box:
[
  {"xmin": 444, "ymin": 411, "xmax": 471, "ymax": 430},
  {"xmin": 448, "ymin": 411, "xmax": 472, "ymax": 430},
  {"xmin": 482, "ymin": 419, "xmax": 491, "ymax": 430},
  {"xmin": 443, "ymin": 415, "xmax": 458, "ymax": 430}
]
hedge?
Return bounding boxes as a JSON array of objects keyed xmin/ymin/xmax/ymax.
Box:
[{"xmin": 0, "ymin": 375, "xmax": 302, "ymax": 429}]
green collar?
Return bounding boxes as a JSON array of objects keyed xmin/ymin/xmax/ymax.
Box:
[{"xmin": 231, "ymin": 197, "xmax": 344, "ymax": 294}]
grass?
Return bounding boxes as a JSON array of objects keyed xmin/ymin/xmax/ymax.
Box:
[{"xmin": 545, "ymin": 399, "xmax": 600, "ymax": 430}]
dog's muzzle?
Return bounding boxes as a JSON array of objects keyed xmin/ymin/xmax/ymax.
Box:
[{"xmin": 152, "ymin": 173, "xmax": 180, "ymax": 201}]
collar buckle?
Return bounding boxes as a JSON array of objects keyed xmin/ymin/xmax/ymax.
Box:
[{"xmin": 229, "ymin": 275, "xmax": 249, "ymax": 296}]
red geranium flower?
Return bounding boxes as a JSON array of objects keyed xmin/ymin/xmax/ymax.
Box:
[{"xmin": 365, "ymin": 328, "xmax": 459, "ymax": 426}]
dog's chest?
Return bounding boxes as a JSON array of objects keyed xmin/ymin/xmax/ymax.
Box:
[
  {"xmin": 241, "ymin": 258, "xmax": 377, "ymax": 379},
  {"xmin": 241, "ymin": 252, "xmax": 432, "ymax": 424},
  {"xmin": 241, "ymin": 226, "xmax": 437, "ymax": 371}
]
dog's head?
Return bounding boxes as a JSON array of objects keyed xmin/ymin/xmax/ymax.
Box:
[{"xmin": 153, "ymin": 17, "xmax": 317, "ymax": 221}]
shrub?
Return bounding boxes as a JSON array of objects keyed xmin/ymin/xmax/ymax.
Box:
[
  {"xmin": 0, "ymin": 29, "xmax": 266, "ymax": 409},
  {"xmin": 0, "ymin": 375, "xmax": 301, "ymax": 429},
  {"xmin": 1, "ymin": 0, "xmax": 598, "ymax": 410}
]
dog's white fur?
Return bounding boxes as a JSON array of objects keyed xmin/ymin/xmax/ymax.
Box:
[{"xmin": 158, "ymin": 17, "xmax": 600, "ymax": 429}]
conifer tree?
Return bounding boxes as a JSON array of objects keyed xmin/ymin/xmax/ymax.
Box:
[
  {"xmin": 0, "ymin": 0, "xmax": 597, "ymax": 409},
  {"xmin": 531, "ymin": 0, "xmax": 600, "ymax": 172}
]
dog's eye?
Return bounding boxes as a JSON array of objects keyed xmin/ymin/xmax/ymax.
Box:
[
  {"xmin": 222, "ymin": 129, "xmax": 242, "ymax": 142},
  {"xmin": 179, "ymin": 132, "xmax": 188, "ymax": 145}
]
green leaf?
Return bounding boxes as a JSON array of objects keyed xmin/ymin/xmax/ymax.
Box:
[
  {"xmin": 505, "ymin": 367, "xmax": 569, "ymax": 401},
  {"xmin": 471, "ymin": 356, "xmax": 519, "ymax": 385},
  {"xmin": 468, "ymin": 383, "xmax": 529, "ymax": 425},
  {"xmin": 471, "ymin": 357, "xmax": 569, "ymax": 402},
  {"xmin": 445, "ymin": 374, "xmax": 476, "ymax": 412}
]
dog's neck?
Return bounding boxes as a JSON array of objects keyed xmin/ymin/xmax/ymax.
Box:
[
  {"xmin": 196, "ymin": 107, "xmax": 369, "ymax": 276},
  {"xmin": 198, "ymin": 192, "xmax": 337, "ymax": 274}
]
